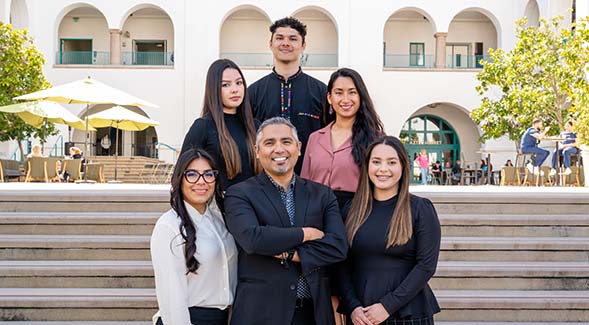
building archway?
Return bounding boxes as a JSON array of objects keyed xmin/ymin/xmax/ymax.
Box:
[
  {"xmin": 72, "ymin": 105, "xmax": 158, "ymax": 158},
  {"xmin": 292, "ymin": 6, "xmax": 338, "ymax": 67},
  {"xmin": 10, "ymin": 0, "xmax": 28, "ymax": 30},
  {"xmin": 401, "ymin": 115, "xmax": 460, "ymax": 183},
  {"xmin": 219, "ymin": 6, "xmax": 272, "ymax": 67},
  {"xmin": 524, "ymin": 0, "xmax": 540, "ymax": 27},
  {"xmin": 57, "ymin": 5, "xmax": 109, "ymax": 65},
  {"xmin": 120, "ymin": 6, "xmax": 174, "ymax": 65},
  {"xmin": 383, "ymin": 7, "xmax": 436, "ymax": 68},
  {"xmin": 447, "ymin": 8, "xmax": 499, "ymax": 68}
]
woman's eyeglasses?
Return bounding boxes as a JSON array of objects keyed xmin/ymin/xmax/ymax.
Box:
[{"xmin": 183, "ymin": 169, "xmax": 219, "ymax": 184}]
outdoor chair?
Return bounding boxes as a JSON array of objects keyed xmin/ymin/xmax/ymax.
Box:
[
  {"xmin": 25, "ymin": 157, "xmax": 60, "ymax": 182},
  {"xmin": 500, "ymin": 166, "xmax": 517, "ymax": 186},
  {"xmin": 62, "ymin": 159, "xmax": 83, "ymax": 182},
  {"xmin": 0, "ymin": 159, "xmax": 23, "ymax": 182},
  {"xmin": 85, "ymin": 163, "xmax": 105, "ymax": 183},
  {"xmin": 563, "ymin": 166, "xmax": 582, "ymax": 187},
  {"xmin": 140, "ymin": 163, "xmax": 157, "ymax": 183}
]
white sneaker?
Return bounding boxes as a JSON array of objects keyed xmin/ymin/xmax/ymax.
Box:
[
  {"xmin": 539, "ymin": 170, "xmax": 545, "ymax": 177},
  {"xmin": 549, "ymin": 168, "xmax": 557, "ymax": 176},
  {"xmin": 564, "ymin": 167, "xmax": 572, "ymax": 175},
  {"xmin": 526, "ymin": 164, "xmax": 535, "ymax": 174}
]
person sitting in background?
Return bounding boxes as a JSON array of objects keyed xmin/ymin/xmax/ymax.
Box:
[
  {"xmin": 504, "ymin": 159, "xmax": 513, "ymax": 167},
  {"xmin": 451, "ymin": 159, "xmax": 462, "ymax": 184},
  {"xmin": 520, "ymin": 118, "xmax": 549, "ymax": 175},
  {"xmin": 27, "ymin": 144, "xmax": 44, "ymax": 158},
  {"xmin": 431, "ymin": 161, "xmax": 441, "ymax": 185},
  {"xmin": 550, "ymin": 120, "xmax": 579, "ymax": 176}
]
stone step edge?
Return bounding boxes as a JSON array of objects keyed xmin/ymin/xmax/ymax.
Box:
[
  {"xmin": 0, "ymin": 289, "xmax": 588, "ymax": 309},
  {"xmin": 2, "ymin": 235, "xmax": 588, "ymax": 250},
  {"xmin": 438, "ymin": 214, "xmax": 589, "ymax": 226},
  {"xmin": 2, "ymin": 260, "xmax": 589, "ymax": 278}
]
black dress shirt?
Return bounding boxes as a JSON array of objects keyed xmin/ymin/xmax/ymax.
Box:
[
  {"xmin": 180, "ymin": 113, "xmax": 257, "ymax": 190},
  {"xmin": 248, "ymin": 67, "xmax": 327, "ymax": 174}
]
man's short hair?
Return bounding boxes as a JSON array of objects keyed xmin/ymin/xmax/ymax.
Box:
[
  {"xmin": 566, "ymin": 120, "xmax": 574, "ymax": 127},
  {"xmin": 269, "ymin": 17, "xmax": 307, "ymax": 43},
  {"xmin": 532, "ymin": 118, "xmax": 542, "ymax": 124},
  {"xmin": 256, "ymin": 117, "xmax": 299, "ymax": 146}
]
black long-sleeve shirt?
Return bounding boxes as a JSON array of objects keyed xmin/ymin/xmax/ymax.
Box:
[
  {"xmin": 180, "ymin": 114, "xmax": 257, "ymax": 190},
  {"xmin": 248, "ymin": 68, "xmax": 327, "ymax": 174},
  {"xmin": 338, "ymin": 194, "xmax": 441, "ymax": 319}
]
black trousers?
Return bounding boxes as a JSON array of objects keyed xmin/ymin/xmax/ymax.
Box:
[
  {"xmin": 291, "ymin": 298, "xmax": 316, "ymax": 325},
  {"xmin": 156, "ymin": 306, "xmax": 229, "ymax": 325},
  {"xmin": 346, "ymin": 315, "xmax": 434, "ymax": 325}
]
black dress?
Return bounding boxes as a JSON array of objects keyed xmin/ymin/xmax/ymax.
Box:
[
  {"xmin": 338, "ymin": 194, "xmax": 441, "ymax": 323},
  {"xmin": 180, "ymin": 114, "xmax": 257, "ymax": 191}
]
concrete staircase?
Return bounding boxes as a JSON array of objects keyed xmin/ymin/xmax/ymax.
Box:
[
  {"xmin": 86, "ymin": 156, "xmax": 170, "ymax": 183},
  {"xmin": 0, "ymin": 184, "xmax": 587, "ymax": 323}
]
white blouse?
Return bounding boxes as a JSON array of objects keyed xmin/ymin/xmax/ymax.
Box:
[{"xmin": 150, "ymin": 201, "xmax": 237, "ymax": 325}]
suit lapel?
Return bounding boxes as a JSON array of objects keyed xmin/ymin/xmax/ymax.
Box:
[
  {"xmin": 257, "ymin": 174, "xmax": 291, "ymax": 227},
  {"xmin": 294, "ymin": 176, "xmax": 309, "ymax": 227}
]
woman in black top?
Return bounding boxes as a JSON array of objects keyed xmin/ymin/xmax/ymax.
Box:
[
  {"xmin": 338, "ymin": 136, "xmax": 441, "ymax": 325},
  {"xmin": 180, "ymin": 59, "xmax": 260, "ymax": 191}
]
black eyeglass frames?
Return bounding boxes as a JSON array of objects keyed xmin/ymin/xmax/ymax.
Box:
[{"xmin": 183, "ymin": 169, "xmax": 219, "ymax": 184}]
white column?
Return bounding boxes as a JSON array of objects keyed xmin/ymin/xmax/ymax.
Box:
[{"xmin": 434, "ymin": 32, "xmax": 448, "ymax": 69}]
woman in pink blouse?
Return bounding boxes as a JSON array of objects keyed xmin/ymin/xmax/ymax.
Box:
[
  {"xmin": 301, "ymin": 68, "xmax": 384, "ymax": 324},
  {"xmin": 301, "ymin": 68, "xmax": 384, "ymax": 210}
]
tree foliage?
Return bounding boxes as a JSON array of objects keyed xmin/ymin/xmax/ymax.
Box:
[
  {"xmin": 472, "ymin": 16, "xmax": 581, "ymax": 145},
  {"xmin": 0, "ymin": 22, "xmax": 56, "ymax": 160},
  {"xmin": 566, "ymin": 18, "xmax": 589, "ymax": 145}
]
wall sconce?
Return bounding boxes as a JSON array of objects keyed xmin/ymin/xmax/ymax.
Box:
[{"xmin": 73, "ymin": 17, "xmax": 79, "ymax": 22}]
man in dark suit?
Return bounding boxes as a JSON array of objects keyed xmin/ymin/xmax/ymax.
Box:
[{"xmin": 225, "ymin": 117, "xmax": 348, "ymax": 325}]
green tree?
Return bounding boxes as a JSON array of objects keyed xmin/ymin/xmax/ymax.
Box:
[
  {"xmin": 565, "ymin": 18, "xmax": 589, "ymax": 145},
  {"xmin": 0, "ymin": 22, "xmax": 56, "ymax": 161},
  {"xmin": 472, "ymin": 16, "xmax": 579, "ymax": 147}
]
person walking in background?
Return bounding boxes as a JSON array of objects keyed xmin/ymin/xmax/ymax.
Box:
[
  {"xmin": 151, "ymin": 149, "xmax": 237, "ymax": 325},
  {"xmin": 414, "ymin": 149, "xmax": 430, "ymax": 185},
  {"xmin": 431, "ymin": 161, "xmax": 441, "ymax": 185},
  {"xmin": 224, "ymin": 117, "xmax": 348, "ymax": 325},
  {"xmin": 520, "ymin": 118, "xmax": 549, "ymax": 175},
  {"xmin": 100, "ymin": 134, "xmax": 111, "ymax": 156},
  {"xmin": 180, "ymin": 59, "xmax": 260, "ymax": 191},
  {"xmin": 338, "ymin": 136, "xmax": 441, "ymax": 325},
  {"xmin": 249, "ymin": 16, "xmax": 327, "ymax": 174},
  {"xmin": 301, "ymin": 67, "xmax": 384, "ymax": 324}
]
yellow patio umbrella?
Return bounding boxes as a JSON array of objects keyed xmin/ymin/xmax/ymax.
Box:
[
  {"xmin": 0, "ymin": 100, "xmax": 95, "ymax": 131},
  {"xmin": 14, "ymin": 76, "xmax": 158, "ymax": 182},
  {"xmin": 86, "ymin": 106, "xmax": 159, "ymax": 181}
]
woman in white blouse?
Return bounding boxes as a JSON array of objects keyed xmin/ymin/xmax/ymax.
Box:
[{"xmin": 151, "ymin": 148, "xmax": 237, "ymax": 324}]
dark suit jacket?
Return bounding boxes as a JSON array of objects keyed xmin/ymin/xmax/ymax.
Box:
[{"xmin": 225, "ymin": 173, "xmax": 348, "ymax": 325}]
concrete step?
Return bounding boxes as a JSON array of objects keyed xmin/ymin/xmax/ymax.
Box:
[
  {"xmin": 0, "ymin": 260, "xmax": 154, "ymax": 288},
  {"xmin": 440, "ymin": 237, "xmax": 589, "ymax": 261},
  {"xmin": 431, "ymin": 261, "xmax": 589, "ymax": 290},
  {"xmin": 0, "ymin": 288, "xmax": 156, "ymax": 321},
  {"xmin": 1, "ymin": 289, "xmax": 587, "ymax": 322},
  {"xmin": 440, "ymin": 214, "xmax": 589, "ymax": 237},
  {"xmin": 0, "ymin": 212, "xmax": 159, "ymax": 235},
  {"xmin": 0, "ymin": 235, "xmax": 150, "ymax": 260},
  {"xmin": 435, "ymin": 290, "xmax": 589, "ymax": 322}
]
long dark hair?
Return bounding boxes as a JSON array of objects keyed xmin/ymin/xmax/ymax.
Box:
[
  {"xmin": 201, "ymin": 59, "xmax": 260, "ymax": 179},
  {"xmin": 170, "ymin": 149, "xmax": 224, "ymax": 274},
  {"xmin": 323, "ymin": 68, "xmax": 384, "ymax": 166},
  {"xmin": 346, "ymin": 136, "xmax": 413, "ymax": 248}
]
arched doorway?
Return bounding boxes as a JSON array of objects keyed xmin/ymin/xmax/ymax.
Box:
[
  {"xmin": 400, "ymin": 115, "xmax": 460, "ymax": 183},
  {"xmin": 72, "ymin": 104, "xmax": 158, "ymax": 157}
]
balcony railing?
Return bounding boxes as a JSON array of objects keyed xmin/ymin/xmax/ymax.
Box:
[
  {"xmin": 220, "ymin": 53, "xmax": 274, "ymax": 67},
  {"xmin": 56, "ymin": 51, "xmax": 110, "ymax": 65},
  {"xmin": 220, "ymin": 52, "xmax": 338, "ymax": 68},
  {"xmin": 122, "ymin": 52, "xmax": 174, "ymax": 66},
  {"xmin": 446, "ymin": 54, "xmax": 491, "ymax": 69},
  {"xmin": 384, "ymin": 54, "xmax": 435, "ymax": 68}
]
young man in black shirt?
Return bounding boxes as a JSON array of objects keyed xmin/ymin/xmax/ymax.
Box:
[{"xmin": 248, "ymin": 17, "xmax": 327, "ymax": 174}]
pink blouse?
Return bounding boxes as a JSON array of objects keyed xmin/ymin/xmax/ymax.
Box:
[{"xmin": 300, "ymin": 123, "xmax": 359, "ymax": 192}]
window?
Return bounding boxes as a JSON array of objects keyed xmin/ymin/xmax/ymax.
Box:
[{"xmin": 410, "ymin": 43, "xmax": 425, "ymax": 66}]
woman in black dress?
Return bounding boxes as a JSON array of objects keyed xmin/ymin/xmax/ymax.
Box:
[
  {"xmin": 338, "ymin": 136, "xmax": 441, "ymax": 325},
  {"xmin": 180, "ymin": 59, "xmax": 259, "ymax": 191}
]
